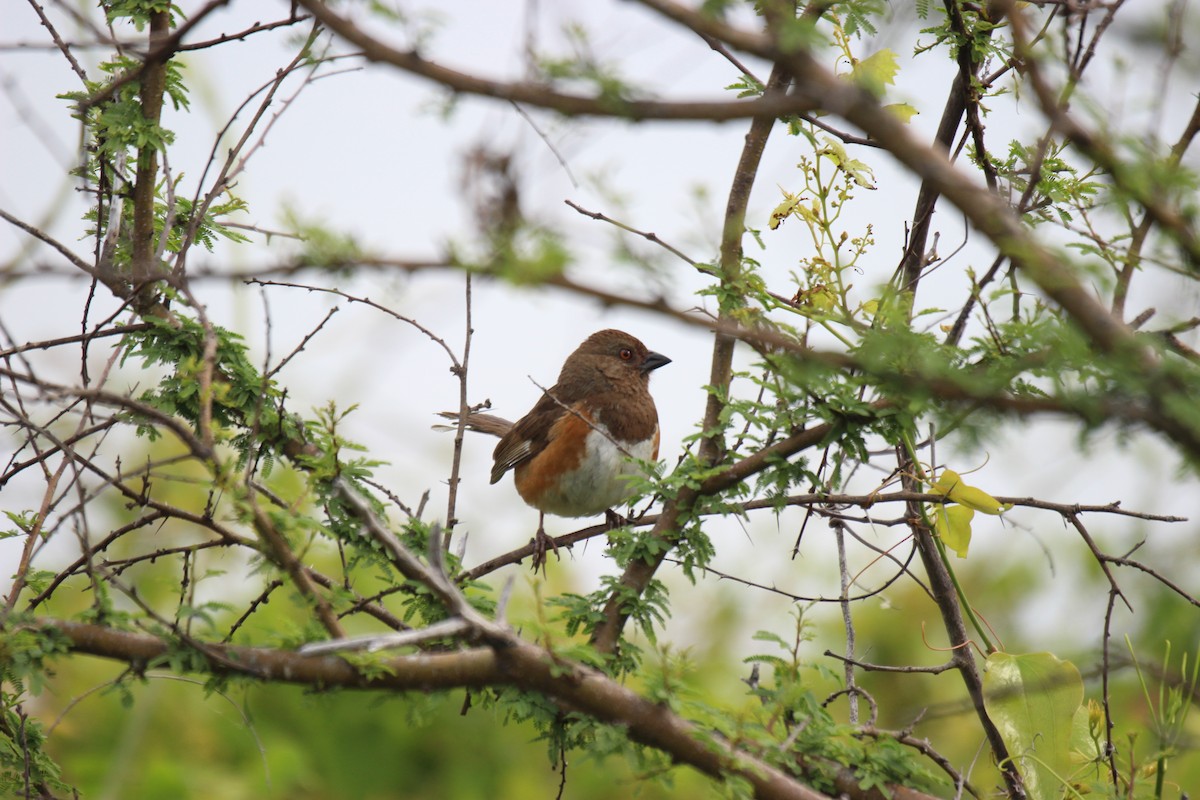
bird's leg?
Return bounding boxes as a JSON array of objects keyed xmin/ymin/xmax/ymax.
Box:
[
  {"xmin": 604, "ymin": 508, "xmax": 629, "ymax": 529},
  {"xmin": 531, "ymin": 512, "xmax": 560, "ymax": 572}
]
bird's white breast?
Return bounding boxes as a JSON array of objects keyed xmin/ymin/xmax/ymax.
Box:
[{"xmin": 535, "ymin": 423, "xmax": 656, "ymax": 517}]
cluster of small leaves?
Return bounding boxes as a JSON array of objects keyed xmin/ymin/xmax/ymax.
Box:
[
  {"xmin": 834, "ymin": 1, "xmax": 887, "ymax": 40},
  {"xmin": 0, "ymin": 622, "xmax": 72, "ymax": 698},
  {"xmin": 955, "ymin": 305, "xmax": 1200, "ymax": 435},
  {"xmin": 548, "ymin": 576, "xmax": 669, "ymax": 676},
  {"xmin": 80, "ymin": 188, "xmax": 247, "ymax": 279},
  {"xmin": 155, "ymin": 194, "xmax": 251, "ymax": 255},
  {"xmin": 55, "ymin": 4, "xmax": 212, "ymax": 296},
  {"xmin": 744, "ymin": 626, "xmax": 944, "ymax": 795},
  {"xmin": 479, "ymin": 228, "xmax": 573, "ymax": 285},
  {"xmin": 0, "ymin": 625, "xmax": 76, "ymax": 795},
  {"xmin": 724, "ymin": 73, "xmax": 766, "ymax": 100},
  {"xmin": 484, "ymin": 686, "xmax": 567, "ymax": 742},
  {"xmin": 62, "ymin": 56, "xmax": 188, "ymax": 143},
  {"xmin": 103, "ymin": 0, "xmax": 177, "ymax": 28},
  {"xmin": 1107, "ymin": 134, "xmax": 1200, "ymax": 220},
  {"xmin": 298, "ymin": 404, "xmax": 382, "ymax": 485},
  {"xmin": 697, "ymin": 253, "xmax": 770, "ymax": 319},
  {"xmin": 915, "ymin": 3, "xmax": 1008, "ymax": 65},
  {"xmin": 611, "ymin": 576, "xmax": 671, "ymax": 648},
  {"xmin": 73, "ymin": 576, "xmax": 136, "ymax": 630},
  {"xmin": 993, "ymin": 139, "xmax": 1104, "ymax": 228},
  {"xmin": 481, "ymin": 689, "xmax": 678, "ymax": 787},
  {"xmin": 764, "ymin": 348, "xmax": 885, "ymax": 444},
  {"xmin": 147, "ymin": 636, "xmax": 216, "ymax": 677},
  {"xmin": 540, "ymin": 448, "xmax": 738, "ymax": 661},
  {"xmin": 283, "ymin": 209, "xmax": 367, "ymax": 271},
  {"xmin": 299, "ymin": 415, "xmax": 468, "ymax": 626},
  {"xmin": 0, "ymin": 698, "xmax": 72, "ymax": 799},
  {"xmin": 59, "ymin": 54, "xmax": 189, "ymax": 241},
  {"xmin": 668, "ymin": 517, "xmax": 717, "ymax": 583},
  {"xmin": 534, "ymin": 23, "xmax": 638, "ymax": 110},
  {"xmin": 852, "ymin": 325, "xmax": 964, "ymax": 394},
  {"xmin": 297, "ymin": 420, "xmax": 499, "ymax": 628},
  {"xmin": 122, "ymin": 316, "xmax": 303, "ymax": 461}
]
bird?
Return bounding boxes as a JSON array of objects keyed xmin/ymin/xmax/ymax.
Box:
[{"xmin": 445, "ymin": 329, "xmax": 670, "ymax": 569}]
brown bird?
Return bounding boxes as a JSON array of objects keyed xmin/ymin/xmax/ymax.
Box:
[{"xmin": 446, "ymin": 329, "xmax": 670, "ymax": 568}]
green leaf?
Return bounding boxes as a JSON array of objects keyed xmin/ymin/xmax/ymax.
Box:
[{"xmin": 984, "ymin": 652, "xmax": 1083, "ymax": 799}]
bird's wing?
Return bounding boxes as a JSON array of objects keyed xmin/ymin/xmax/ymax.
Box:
[
  {"xmin": 489, "ymin": 435, "xmax": 534, "ymax": 484},
  {"xmin": 489, "ymin": 387, "xmax": 581, "ymax": 483}
]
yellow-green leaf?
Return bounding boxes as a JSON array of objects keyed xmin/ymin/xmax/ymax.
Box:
[
  {"xmin": 817, "ymin": 138, "xmax": 876, "ymax": 190},
  {"xmin": 954, "ymin": 484, "xmax": 1011, "ymax": 515},
  {"xmin": 809, "ymin": 287, "xmax": 835, "ymax": 311},
  {"xmin": 884, "ymin": 102, "xmax": 918, "ymax": 123},
  {"xmin": 984, "ymin": 652, "xmax": 1084, "ymax": 799},
  {"xmin": 930, "ymin": 469, "xmax": 1011, "ymax": 515},
  {"xmin": 851, "ymin": 49, "xmax": 900, "ymax": 96},
  {"xmin": 933, "ymin": 504, "xmax": 974, "ymax": 558},
  {"xmin": 769, "ymin": 191, "xmax": 803, "ymax": 230},
  {"xmin": 1070, "ymin": 700, "xmax": 1105, "ymax": 767},
  {"xmin": 929, "ymin": 468, "xmax": 960, "ymax": 495}
]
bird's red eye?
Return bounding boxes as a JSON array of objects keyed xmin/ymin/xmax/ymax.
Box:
[{"xmin": 619, "ymin": 348, "xmax": 633, "ymax": 361}]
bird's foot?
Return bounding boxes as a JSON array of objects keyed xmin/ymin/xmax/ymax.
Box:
[
  {"xmin": 604, "ymin": 508, "xmax": 629, "ymax": 530},
  {"xmin": 531, "ymin": 523, "xmax": 560, "ymax": 573}
]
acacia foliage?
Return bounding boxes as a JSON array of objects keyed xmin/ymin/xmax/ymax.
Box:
[{"xmin": 2, "ymin": 2, "xmax": 1200, "ymax": 799}]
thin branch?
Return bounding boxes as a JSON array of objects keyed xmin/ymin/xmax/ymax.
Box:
[
  {"xmin": 23, "ymin": 0, "xmax": 89, "ymax": 84},
  {"xmin": 246, "ymin": 279, "xmax": 461, "ymax": 370},
  {"xmin": 444, "ymin": 274, "xmax": 473, "ymax": 542},
  {"xmin": 0, "ymin": 208, "xmax": 97, "ymax": 276},
  {"xmin": 565, "ymin": 200, "xmax": 699, "ymax": 266},
  {"xmin": 823, "ymin": 651, "xmax": 956, "ymax": 675},
  {"xmin": 175, "ymin": 14, "xmax": 312, "ymax": 52}
]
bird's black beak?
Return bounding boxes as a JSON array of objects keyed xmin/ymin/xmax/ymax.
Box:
[{"xmin": 640, "ymin": 351, "xmax": 671, "ymax": 373}]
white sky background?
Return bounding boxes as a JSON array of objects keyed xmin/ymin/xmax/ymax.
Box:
[{"xmin": 2, "ymin": 2, "xmax": 1199, "ymax": 656}]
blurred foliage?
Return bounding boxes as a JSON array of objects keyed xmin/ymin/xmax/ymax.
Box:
[
  {"xmin": 24, "ymin": 532, "xmax": 1200, "ymax": 798},
  {"xmin": 37, "ymin": 644, "xmax": 717, "ymax": 800}
]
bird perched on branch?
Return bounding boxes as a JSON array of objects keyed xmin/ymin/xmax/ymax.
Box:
[{"xmin": 443, "ymin": 329, "xmax": 670, "ymax": 569}]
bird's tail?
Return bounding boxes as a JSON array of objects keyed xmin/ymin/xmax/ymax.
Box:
[{"xmin": 432, "ymin": 411, "xmax": 514, "ymax": 438}]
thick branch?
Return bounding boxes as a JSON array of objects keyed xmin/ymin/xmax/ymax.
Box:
[
  {"xmin": 41, "ymin": 618, "xmax": 495, "ymax": 687},
  {"xmin": 294, "ymin": 0, "xmax": 824, "ymax": 122},
  {"xmin": 897, "ymin": 2, "xmax": 998, "ymax": 294},
  {"xmin": 128, "ymin": 10, "xmax": 171, "ymax": 298},
  {"xmin": 37, "ymin": 617, "xmax": 946, "ymax": 800}
]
